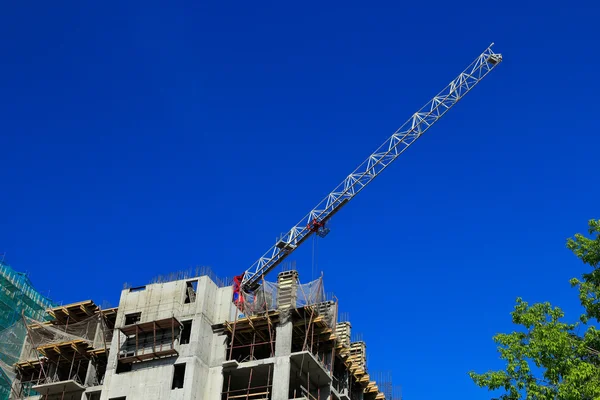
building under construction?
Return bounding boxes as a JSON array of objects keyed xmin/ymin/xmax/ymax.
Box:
[
  {"xmin": 2, "ymin": 269, "xmax": 399, "ymax": 400},
  {"xmin": 0, "ymin": 260, "xmax": 55, "ymax": 400},
  {"xmin": 0, "ymin": 45, "xmax": 505, "ymax": 400}
]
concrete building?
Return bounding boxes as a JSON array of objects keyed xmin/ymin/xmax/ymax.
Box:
[{"xmin": 8, "ymin": 270, "xmax": 393, "ymax": 400}]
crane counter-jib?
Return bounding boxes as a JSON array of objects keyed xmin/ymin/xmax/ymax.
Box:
[{"xmin": 237, "ymin": 44, "xmax": 503, "ymax": 296}]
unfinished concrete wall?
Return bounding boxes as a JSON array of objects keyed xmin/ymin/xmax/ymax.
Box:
[{"xmin": 100, "ymin": 277, "xmax": 235, "ymax": 400}]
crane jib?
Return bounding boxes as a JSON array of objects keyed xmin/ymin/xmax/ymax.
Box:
[{"xmin": 235, "ymin": 44, "xmax": 503, "ymax": 297}]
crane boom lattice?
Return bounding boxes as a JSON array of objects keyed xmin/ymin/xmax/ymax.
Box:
[{"xmin": 239, "ymin": 44, "xmax": 503, "ymax": 293}]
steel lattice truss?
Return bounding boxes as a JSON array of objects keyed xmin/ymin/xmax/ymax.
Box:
[{"xmin": 241, "ymin": 44, "xmax": 503, "ymax": 292}]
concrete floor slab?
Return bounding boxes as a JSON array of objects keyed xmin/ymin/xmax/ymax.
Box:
[
  {"xmin": 33, "ymin": 380, "xmax": 85, "ymax": 395},
  {"xmin": 290, "ymin": 351, "xmax": 332, "ymax": 383}
]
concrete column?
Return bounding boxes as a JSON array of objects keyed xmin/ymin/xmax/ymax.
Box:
[
  {"xmin": 275, "ymin": 321, "xmax": 293, "ymax": 357},
  {"xmin": 84, "ymin": 359, "xmax": 98, "ymax": 386},
  {"xmin": 272, "ymin": 321, "xmax": 293, "ymax": 400},
  {"xmin": 272, "ymin": 357, "xmax": 292, "ymax": 400},
  {"xmin": 203, "ymin": 367, "xmax": 224, "ymax": 400}
]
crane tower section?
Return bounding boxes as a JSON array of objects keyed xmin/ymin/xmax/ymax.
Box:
[{"xmin": 239, "ymin": 44, "xmax": 503, "ymax": 293}]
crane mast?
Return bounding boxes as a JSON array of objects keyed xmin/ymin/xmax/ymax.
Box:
[{"xmin": 238, "ymin": 44, "xmax": 503, "ymax": 294}]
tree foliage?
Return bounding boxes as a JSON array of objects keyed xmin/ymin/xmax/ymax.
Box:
[{"xmin": 470, "ymin": 219, "xmax": 600, "ymax": 399}]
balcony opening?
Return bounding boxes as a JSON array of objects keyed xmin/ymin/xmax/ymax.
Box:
[
  {"xmin": 289, "ymin": 357, "xmax": 331, "ymax": 400},
  {"xmin": 222, "ymin": 364, "xmax": 273, "ymax": 400},
  {"xmin": 117, "ymin": 317, "xmax": 182, "ymax": 364},
  {"xmin": 172, "ymin": 363, "xmax": 186, "ymax": 389}
]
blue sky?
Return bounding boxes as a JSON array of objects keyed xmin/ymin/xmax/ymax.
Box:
[{"xmin": 1, "ymin": 1, "xmax": 598, "ymax": 398}]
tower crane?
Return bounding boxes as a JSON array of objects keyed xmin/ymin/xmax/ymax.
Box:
[{"xmin": 233, "ymin": 44, "xmax": 503, "ymax": 300}]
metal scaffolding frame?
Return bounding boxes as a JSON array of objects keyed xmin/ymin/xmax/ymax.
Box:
[
  {"xmin": 226, "ymin": 311, "xmax": 277, "ymax": 363},
  {"xmin": 9, "ymin": 304, "xmax": 116, "ymax": 400},
  {"xmin": 222, "ymin": 365, "xmax": 273, "ymax": 400}
]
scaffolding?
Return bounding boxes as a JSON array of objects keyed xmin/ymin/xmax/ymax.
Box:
[
  {"xmin": 0, "ymin": 261, "xmax": 55, "ymax": 400},
  {"xmin": 0, "ymin": 320, "xmax": 25, "ymax": 399},
  {"xmin": 290, "ymin": 303, "xmax": 337, "ymax": 367},
  {"xmin": 225, "ymin": 312, "xmax": 277, "ymax": 363},
  {"xmin": 0, "ymin": 301, "xmax": 115, "ymax": 400},
  {"xmin": 221, "ymin": 274, "xmax": 338, "ymax": 400}
]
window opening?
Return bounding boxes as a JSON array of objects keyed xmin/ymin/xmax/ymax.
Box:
[
  {"xmin": 184, "ymin": 280, "xmax": 198, "ymax": 303},
  {"xmin": 181, "ymin": 320, "xmax": 192, "ymax": 345},
  {"xmin": 87, "ymin": 392, "xmax": 101, "ymax": 400},
  {"xmin": 124, "ymin": 312, "xmax": 141, "ymax": 325},
  {"xmin": 172, "ymin": 363, "xmax": 186, "ymax": 389},
  {"xmin": 116, "ymin": 362, "xmax": 132, "ymax": 374}
]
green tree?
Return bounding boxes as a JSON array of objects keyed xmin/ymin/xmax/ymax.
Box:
[{"xmin": 470, "ymin": 219, "xmax": 600, "ymax": 399}]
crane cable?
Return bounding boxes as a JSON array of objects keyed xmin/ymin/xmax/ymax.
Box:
[{"xmin": 311, "ymin": 233, "xmax": 319, "ymax": 281}]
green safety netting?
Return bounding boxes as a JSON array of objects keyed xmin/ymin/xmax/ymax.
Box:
[{"xmin": 0, "ymin": 261, "xmax": 55, "ymax": 400}]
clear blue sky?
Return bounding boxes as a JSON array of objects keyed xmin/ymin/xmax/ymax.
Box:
[{"xmin": 1, "ymin": 1, "xmax": 598, "ymax": 398}]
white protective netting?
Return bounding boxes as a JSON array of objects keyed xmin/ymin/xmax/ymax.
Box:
[
  {"xmin": 0, "ymin": 359, "xmax": 16, "ymax": 383},
  {"xmin": 0, "ymin": 319, "xmax": 26, "ymax": 397},
  {"xmin": 239, "ymin": 276, "xmax": 326, "ymax": 316},
  {"xmin": 0, "ymin": 314, "xmax": 105, "ymax": 395},
  {"xmin": 296, "ymin": 278, "xmax": 325, "ymax": 308},
  {"xmin": 23, "ymin": 315, "xmax": 99, "ymax": 349}
]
